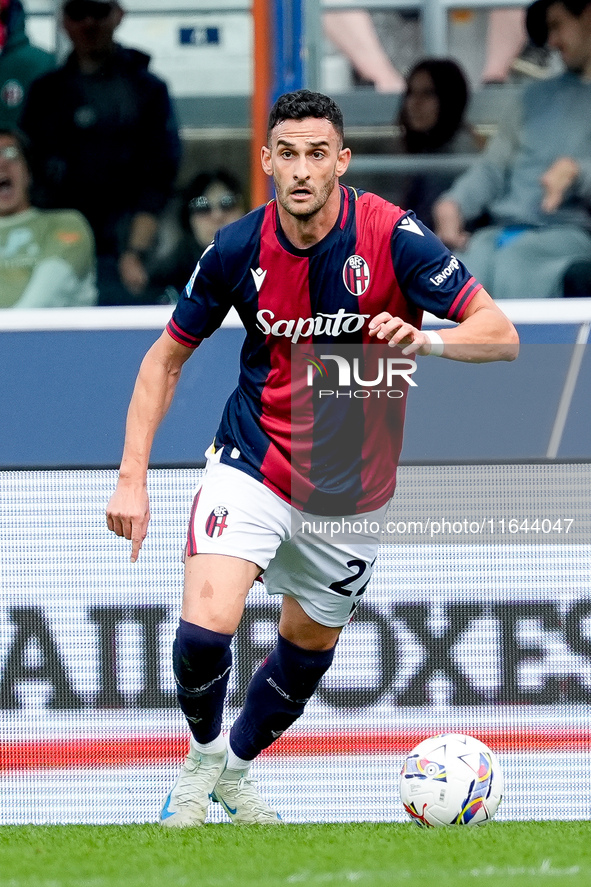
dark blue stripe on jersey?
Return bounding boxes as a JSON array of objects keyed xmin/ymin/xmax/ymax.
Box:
[
  {"xmin": 166, "ymin": 317, "xmax": 202, "ymax": 348},
  {"xmin": 212, "ymin": 208, "xmax": 273, "ymax": 485},
  {"xmin": 448, "ymin": 278, "xmax": 481, "ymax": 322}
]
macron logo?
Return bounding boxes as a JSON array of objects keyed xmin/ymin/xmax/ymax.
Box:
[
  {"xmin": 399, "ymin": 216, "xmax": 424, "ymax": 236},
  {"xmin": 251, "ymin": 267, "xmax": 267, "ymax": 291}
]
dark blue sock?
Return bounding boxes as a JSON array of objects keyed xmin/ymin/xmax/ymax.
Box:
[
  {"xmin": 230, "ymin": 633, "xmax": 336, "ymax": 760},
  {"xmin": 173, "ymin": 618, "xmax": 233, "ymax": 743}
]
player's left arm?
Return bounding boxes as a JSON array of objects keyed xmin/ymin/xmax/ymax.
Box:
[{"xmin": 369, "ymin": 288, "xmax": 519, "ymax": 363}]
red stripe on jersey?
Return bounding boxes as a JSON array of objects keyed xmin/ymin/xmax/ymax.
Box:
[
  {"xmin": 448, "ymin": 277, "xmax": 482, "ymax": 321},
  {"xmin": 261, "ymin": 475, "xmax": 292, "ymax": 504},
  {"xmin": 354, "ymin": 194, "xmax": 415, "ymax": 510},
  {"xmin": 257, "ymin": 203, "xmax": 315, "ymax": 507},
  {"xmin": 166, "ymin": 317, "xmax": 202, "ymax": 349},
  {"xmin": 355, "ymin": 196, "xmax": 417, "ymax": 328},
  {"xmin": 186, "ymin": 488, "xmax": 201, "ymax": 556}
]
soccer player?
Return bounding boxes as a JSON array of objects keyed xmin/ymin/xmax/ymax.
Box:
[{"xmin": 106, "ymin": 90, "xmax": 518, "ymax": 826}]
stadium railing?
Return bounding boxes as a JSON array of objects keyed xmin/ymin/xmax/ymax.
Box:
[{"xmin": 1, "ymin": 298, "xmax": 590, "ymax": 467}]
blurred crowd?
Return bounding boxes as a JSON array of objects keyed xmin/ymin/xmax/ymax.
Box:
[
  {"xmin": 1, "ymin": 0, "xmax": 590, "ymax": 309},
  {"xmin": 2, "ymin": 0, "xmax": 246, "ymax": 309}
]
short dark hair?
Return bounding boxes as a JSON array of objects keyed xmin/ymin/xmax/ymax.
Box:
[
  {"xmin": 267, "ymin": 90, "xmax": 344, "ymax": 145},
  {"xmin": 0, "ymin": 127, "xmax": 32, "ymax": 170},
  {"xmin": 527, "ymin": 0, "xmax": 591, "ymax": 45}
]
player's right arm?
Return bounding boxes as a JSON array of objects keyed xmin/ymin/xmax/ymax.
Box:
[
  {"xmin": 108, "ymin": 233, "xmax": 233, "ymax": 560},
  {"xmin": 106, "ymin": 330, "xmax": 194, "ymax": 562}
]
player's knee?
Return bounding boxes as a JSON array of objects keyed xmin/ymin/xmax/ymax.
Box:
[{"xmin": 280, "ymin": 623, "xmax": 341, "ymax": 652}]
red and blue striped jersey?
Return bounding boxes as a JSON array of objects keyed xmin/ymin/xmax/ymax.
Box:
[{"xmin": 167, "ymin": 186, "xmax": 481, "ymax": 513}]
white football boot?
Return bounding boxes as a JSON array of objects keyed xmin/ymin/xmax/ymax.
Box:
[
  {"xmin": 159, "ymin": 736, "xmax": 227, "ymax": 828},
  {"xmin": 211, "ymin": 766, "xmax": 282, "ymax": 824}
]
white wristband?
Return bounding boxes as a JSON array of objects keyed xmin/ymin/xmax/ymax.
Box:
[{"xmin": 424, "ymin": 329, "xmax": 445, "ymax": 357}]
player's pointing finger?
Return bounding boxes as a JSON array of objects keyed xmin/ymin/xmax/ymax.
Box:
[{"xmin": 130, "ymin": 531, "xmax": 144, "ymax": 563}]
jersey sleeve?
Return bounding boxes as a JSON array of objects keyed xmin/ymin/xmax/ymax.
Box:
[
  {"xmin": 391, "ymin": 211, "xmax": 482, "ymax": 322},
  {"xmin": 166, "ymin": 239, "xmax": 233, "ymax": 348}
]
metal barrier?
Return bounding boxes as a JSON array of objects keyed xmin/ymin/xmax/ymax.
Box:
[{"xmin": 1, "ymin": 301, "xmax": 590, "ymax": 468}]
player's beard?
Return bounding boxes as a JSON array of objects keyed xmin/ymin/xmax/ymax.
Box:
[{"xmin": 275, "ymin": 171, "xmax": 337, "ymax": 221}]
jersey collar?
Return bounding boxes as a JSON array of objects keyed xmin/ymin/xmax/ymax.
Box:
[{"xmin": 273, "ymin": 184, "xmax": 354, "ymax": 258}]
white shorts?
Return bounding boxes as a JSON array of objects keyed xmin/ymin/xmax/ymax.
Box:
[{"xmin": 186, "ymin": 448, "xmax": 388, "ymax": 628}]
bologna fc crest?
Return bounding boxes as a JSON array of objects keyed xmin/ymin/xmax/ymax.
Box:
[
  {"xmin": 205, "ymin": 505, "xmax": 229, "ymax": 538},
  {"xmin": 343, "ymin": 255, "xmax": 370, "ymax": 296}
]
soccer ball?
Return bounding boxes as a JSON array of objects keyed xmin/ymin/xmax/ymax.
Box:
[{"xmin": 399, "ymin": 733, "xmax": 503, "ymax": 827}]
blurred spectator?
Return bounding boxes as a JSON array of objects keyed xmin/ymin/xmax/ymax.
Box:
[
  {"xmin": 482, "ymin": 7, "xmax": 558, "ymax": 84},
  {"xmin": 563, "ymin": 258, "xmax": 591, "ymax": 296},
  {"xmin": 481, "ymin": 8, "xmax": 529, "ymax": 84},
  {"xmin": 324, "ymin": 7, "xmax": 552, "ymax": 92},
  {"xmin": 433, "ymin": 0, "xmax": 591, "ymax": 299},
  {"xmin": 343, "ymin": 59, "xmax": 482, "ymax": 226},
  {"xmin": 323, "ymin": 11, "xmax": 407, "ymax": 92},
  {"xmin": 0, "ymin": 127, "xmax": 96, "ymax": 308},
  {"xmin": 393, "ymin": 59, "xmax": 484, "ymax": 229},
  {"xmin": 20, "ymin": 0, "xmax": 181, "ymax": 306},
  {"xmin": 146, "ymin": 170, "xmax": 245, "ymax": 304},
  {"xmin": 0, "ymin": 0, "xmax": 54, "ymax": 128}
]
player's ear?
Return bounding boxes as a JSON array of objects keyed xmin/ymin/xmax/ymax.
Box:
[
  {"xmin": 261, "ymin": 145, "xmax": 273, "ymax": 177},
  {"xmin": 336, "ymin": 147, "xmax": 351, "ymax": 178}
]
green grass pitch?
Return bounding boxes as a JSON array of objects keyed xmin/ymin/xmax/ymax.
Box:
[{"xmin": 1, "ymin": 823, "xmax": 590, "ymax": 887}]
